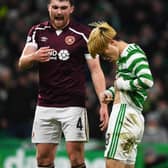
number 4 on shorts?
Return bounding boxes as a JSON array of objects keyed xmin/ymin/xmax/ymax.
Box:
[{"xmin": 76, "ymin": 117, "xmax": 83, "ymax": 130}]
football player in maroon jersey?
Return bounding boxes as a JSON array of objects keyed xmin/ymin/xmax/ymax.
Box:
[{"xmin": 18, "ymin": 0, "xmax": 109, "ymax": 168}]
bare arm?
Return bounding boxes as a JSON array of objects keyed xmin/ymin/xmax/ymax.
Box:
[
  {"xmin": 86, "ymin": 56, "xmax": 109, "ymax": 131},
  {"xmin": 86, "ymin": 57, "xmax": 106, "ymax": 100},
  {"xmin": 18, "ymin": 45, "xmax": 53, "ymax": 70}
]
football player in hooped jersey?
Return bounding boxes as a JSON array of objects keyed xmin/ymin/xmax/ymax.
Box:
[
  {"xmin": 87, "ymin": 22, "xmax": 154, "ymax": 168},
  {"xmin": 18, "ymin": 0, "xmax": 109, "ymax": 168}
]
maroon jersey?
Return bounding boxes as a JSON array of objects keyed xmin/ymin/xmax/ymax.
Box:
[{"xmin": 26, "ymin": 20, "xmax": 91, "ymax": 107}]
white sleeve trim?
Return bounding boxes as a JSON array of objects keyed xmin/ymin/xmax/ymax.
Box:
[
  {"xmin": 25, "ymin": 42, "xmax": 38, "ymax": 49},
  {"xmin": 84, "ymin": 53, "xmax": 99, "ymax": 59}
]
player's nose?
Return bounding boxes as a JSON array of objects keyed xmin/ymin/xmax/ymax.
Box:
[{"xmin": 57, "ymin": 8, "xmax": 62, "ymax": 14}]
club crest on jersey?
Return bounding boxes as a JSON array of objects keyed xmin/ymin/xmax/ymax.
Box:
[{"xmin": 65, "ymin": 36, "xmax": 75, "ymax": 45}]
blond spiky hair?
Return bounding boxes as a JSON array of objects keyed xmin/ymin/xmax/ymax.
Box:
[{"xmin": 87, "ymin": 22, "xmax": 117, "ymax": 58}]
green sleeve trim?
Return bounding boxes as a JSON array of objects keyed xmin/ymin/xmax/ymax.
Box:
[{"xmin": 108, "ymin": 86, "xmax": 115, "ymax": 98}]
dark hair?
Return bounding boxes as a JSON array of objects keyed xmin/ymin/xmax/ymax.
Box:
[{"xmin": 47, "ymin": 0, "xmax": 74, "ymax": 6}]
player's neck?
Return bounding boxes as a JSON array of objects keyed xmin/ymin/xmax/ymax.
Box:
[{"xmin": 118, "ymin": 41, "xmax": 128, "ymax": 55}]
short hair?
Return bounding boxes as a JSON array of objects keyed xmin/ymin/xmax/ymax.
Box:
[
  {"xmin": 47, "ymin": 0, "xmax": 74, "ymax": 6},
  {"xmin": 87, "ymin": 22, "xmax": 117, "ymax": 58}
]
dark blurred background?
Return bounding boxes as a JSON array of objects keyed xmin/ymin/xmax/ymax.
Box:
[{"xmin": 0, "ymin": 0, "xmax": 168, "ymax": 167}]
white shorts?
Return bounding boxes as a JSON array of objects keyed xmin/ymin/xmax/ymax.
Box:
[
  {"xmin": 32, "ymin": 106, "xmax": 89, "ymax": 144},
  {"xmin": 104, "ymin": 103, "xmax": 144, "ymax": 165}
]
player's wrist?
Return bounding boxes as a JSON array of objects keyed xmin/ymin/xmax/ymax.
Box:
[
  {"xmin": 31, "ymin": 52, "xmax": 38, "ymax": 62},
  {"xmin": 100, "ymin": 102, "xmax": 108, "ymax": 108}
]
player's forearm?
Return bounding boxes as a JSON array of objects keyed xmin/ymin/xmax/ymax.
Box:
[
  {"xmin": 115, "ymin": 75, "xmax": 154, "ymax": 91},
  {"xmin": 130, "ymin": 59, "xmax": 154, "ymax": 90},
  {"xmin": 130, "ymin": 76, "xmax": 154, "ymax": 90},
  {"xmin": 18, "ymin": 53, "xmax": 35, "ymax": 70},
  {"xmin": 115, "ymin": 78, "xmax": 132, "ymax": 91},
  {"xmin": 91, "ymin": 70, "xmax": 106, "ymax": 104}
]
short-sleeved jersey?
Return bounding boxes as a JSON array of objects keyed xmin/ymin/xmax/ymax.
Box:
[{"xmin": 26, "ymin": 20, "xmax": 91, "ymax": 107}]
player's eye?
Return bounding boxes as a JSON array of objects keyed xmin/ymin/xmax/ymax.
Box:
[
  {"xmin": 60, "ymin": 6, "xmax": 68, "ymax": 10},
  {"xmin": 52, "ymin": 5, "xmax": 68, "ymax": 10},
  {"xmin": 52, "ymin": 5, "xmax": 59, "ymax": 10}
]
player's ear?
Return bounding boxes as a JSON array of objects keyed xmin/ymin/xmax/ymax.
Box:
[
  {"xmin": 110, "ymin": 40, "xmax": 118, "ymax": 47},
  {"xmin": 70, "ymin": 6, "xmax": 74, "ymax": 14},
  {"xmin": 47, "ymin": 4, "xmax": 51, "ymax": 12},
  {"xmin": 110, "ymin": 40, "xmax": 115, "ymax": 44}
]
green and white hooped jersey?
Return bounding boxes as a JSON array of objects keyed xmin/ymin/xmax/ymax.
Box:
[{"xmin": 108, "ymin": 43, "xmax": 154, "ymax": 111}]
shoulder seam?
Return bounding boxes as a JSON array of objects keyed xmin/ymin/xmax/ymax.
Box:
[
  {"xmin": 35, "ymin": 25, "xmax": 51, "ymax": 31},
  {"xmin": 69, "ymin": 27, "xmax": 88, "ymax": 42}
]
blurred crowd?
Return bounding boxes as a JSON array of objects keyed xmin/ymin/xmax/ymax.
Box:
[{"xmin": 0, "ymin": 0, "xmax": 168, "ymax": 149}]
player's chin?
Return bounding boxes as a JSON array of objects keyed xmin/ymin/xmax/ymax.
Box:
[
  {"xmin": 54, "ymin": 20, "xmax": 63, "ymax": 25},
  {"xmin": 54, "ymin": 20, "xmax": 65, "ymax": 27}
]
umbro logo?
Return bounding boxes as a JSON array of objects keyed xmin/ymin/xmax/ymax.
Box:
[{"xmin": 40, "ymin": 36, "xmax": 48, "ymax": 42}]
